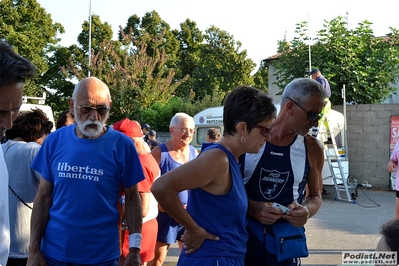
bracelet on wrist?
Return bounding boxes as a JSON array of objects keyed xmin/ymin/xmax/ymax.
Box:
[{"xmin": 303, "ymin": 205, "xmax": 310, "ymax": 218}]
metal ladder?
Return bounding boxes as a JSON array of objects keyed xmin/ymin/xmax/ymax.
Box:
[{"xmin": 320, "ymin": 117, "xmax": 357, "ymax": 203}]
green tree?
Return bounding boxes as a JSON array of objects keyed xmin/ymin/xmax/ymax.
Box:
[
  {"xmin": 253, "ymin": 60, "xmax": 269, "ymax": 92},
  {"xmin": 42, "ymin": 44, "xmax": 83, "ymax": 114},
  {"xmin": 120, "ymin": 13, "xmax": 257, "ymax": 101},
  {"xmin": 120, "ymin": 11, "xmax": 180, "ymax": 71},
  {"xmin": 190, "ymin": 26, "xmax": 256, "ymax": 100},
  {"xmin": 273, "ymin": 16, "xmax": 399, "ymax": 104},
  {"xmin": 69, "ymin": 35, "xmax": 188, "ymax": 124},
  {"xmin": 78, "ymin": 14, "xmax": 113, "ymax": 54},
  {"xmin": 272, "ymin": 21, "xmax": 311, "ymax": 89},
  {"xmin": 0, "ymin": 0, "xmax": 64, "ymax": 97},
  {"xmin": 173, "ymin": 19, "xmax": 204, "ymax": 97},
  {"xmin": 44, "ymin": 15, "xmax": 114, "ymax": 115}
]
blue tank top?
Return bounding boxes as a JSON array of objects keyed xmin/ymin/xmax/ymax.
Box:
[
  {"xmin": 159, "ymin": 143, "xmax": 197, "ymax": 205},
  {"xmin": 180, "ymin": 143, "xmax": 248, "ymax": 259},
  {"xmin": 244, "ymin": 135, "xmax": 309, "ymax": 207}
]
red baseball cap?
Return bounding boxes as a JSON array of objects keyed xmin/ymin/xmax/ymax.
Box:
[{"xmin": 113, "ymin": 118, "xmax": 143, "ymax": 138}]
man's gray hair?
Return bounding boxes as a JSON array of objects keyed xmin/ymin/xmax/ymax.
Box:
[
  {"xmin": 169, "ymin": 112, "xmax": 194, "ymax": 128},
  {"xmin": 281, "ymin": 78, "xmax": 327, "ymax": 105}
]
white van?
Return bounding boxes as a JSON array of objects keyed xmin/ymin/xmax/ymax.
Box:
[
  {"xmin": 192, "ymin": 106, "xmax": 224, "ymax": 152},
  {"xmin": 20, "ymin": 93, "xmax": 56, "ymax": 132}
]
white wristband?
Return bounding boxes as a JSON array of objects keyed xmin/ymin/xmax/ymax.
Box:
[
  {"xmin": 128, "ymin": 233, "xmax": 142, "ymax": 249},
  {"xmin": 303, "ymin": 205, "xmax": 310, "ymax": 218}
]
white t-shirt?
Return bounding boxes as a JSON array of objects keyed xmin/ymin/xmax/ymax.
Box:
[{"xmin": 0, "ymin": 148, "xmax": 10, "ymax": 266}]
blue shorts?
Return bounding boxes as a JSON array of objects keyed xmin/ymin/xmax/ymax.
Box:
[
  {"xmin": 177, "ymin": 256, "xmax": 244, "ymax": 266},
  {"xmin": 156, "ymin": 211, "xmax": 185, "ymax": 244}
]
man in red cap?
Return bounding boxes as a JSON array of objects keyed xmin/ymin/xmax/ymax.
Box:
[{"xmin": 114, "ymin": 119, "xmax": 161, "ymax": 266}]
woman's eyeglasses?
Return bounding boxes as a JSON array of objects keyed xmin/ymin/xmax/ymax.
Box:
[
  {"xmin": 254, "ymin": 125, "xmax": 272, "ymax": 137},
  {"xmin": 76, "ymin": 103, "xmax": 110, "ymax": 115},
  {"xmin": 286, "ymin": 97, "xmax": 323, "ymax": 122}
]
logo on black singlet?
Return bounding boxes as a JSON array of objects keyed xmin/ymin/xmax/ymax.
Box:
[{"xmin": 259, "ymin": 168, "xmax": 289, "ymax": 200}]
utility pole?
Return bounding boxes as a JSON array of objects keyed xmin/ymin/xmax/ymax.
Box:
[{"xmin": 88, "ymin": 0, "xmax": 92, "ymax": 77}]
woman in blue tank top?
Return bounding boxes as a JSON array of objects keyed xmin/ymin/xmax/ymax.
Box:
[{"xmin": 151, "ymin": 85, "xmax": 276, "ymax": 266}]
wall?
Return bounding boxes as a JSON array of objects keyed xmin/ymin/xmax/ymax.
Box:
[
  {"xmin": 156, "ymin": 132, "xmax": 171, "ymax": 143},
  {"xmin": 332, "ymin": 103, "xmax": 399, "ymax": 190}
]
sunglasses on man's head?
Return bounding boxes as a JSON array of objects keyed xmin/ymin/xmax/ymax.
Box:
[
  {"xmin": 286, "ymin": 97, "xmax": 323, "ymax": 122},
  {"xmin": 76, "ymin": 103, "xmax": 110, "ymax": 115}
]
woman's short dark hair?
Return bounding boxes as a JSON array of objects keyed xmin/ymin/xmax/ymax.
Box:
[
  {"xmin": 223, "ymin": 85, "xmax": 276, "ymax": 136},
  {"xmin": 5, "ymin": 108, "xmax": 53, "ymax": 142}
]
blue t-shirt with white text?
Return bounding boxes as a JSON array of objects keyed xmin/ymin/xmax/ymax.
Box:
[{"xmin": 31, "ymin": 125, "xmax": 144, "ymax": 263}]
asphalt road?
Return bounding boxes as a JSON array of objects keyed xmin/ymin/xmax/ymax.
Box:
[{"xmin": 163, "ymin": 186, "xmax": 396, "ymax": 266}]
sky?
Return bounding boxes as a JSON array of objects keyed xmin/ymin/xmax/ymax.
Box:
[{"xmin": 36, "ymin": 0, "xmax": 399, "ymax": 68}]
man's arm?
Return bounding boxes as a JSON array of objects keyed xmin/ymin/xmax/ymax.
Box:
[
  {"xmin": 123, "ymin": 184, "xmax": 142, "ymax": 266},
  {"xmin": 150, "ymin": 145, "xmax": 161, "ymax": 165},
  {"xmin": 388, "ymin": 159, "xmax": 397, "ymax": 173},
  {"xmin": 302, "ymin": 137, "xmax": 323, "ymax": 215},
  {"xmin": 283, "ymin": 137, "xmax": 323, "ymax": 227},
  {"xmin": 27, "ymin": 177, "xmax": 53, "ymax": 266},
  {"xmin": 388, "ymin": 143, "xmax": 399, "ymax": 172}
]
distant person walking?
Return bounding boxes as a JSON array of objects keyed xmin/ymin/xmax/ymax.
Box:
[
  {"xmin": 147, "ymin": 130, "xmax": 160, "ymax": 150},
  {"xmin": 309, "ymin": 68, "xmax": 332, "ymax": 196},
  {"xmin": 142, "ymin": 123, "xmax": 151, "ymax": 143},
  {"xmin": 309, "ymin": 68, "xmax": 331, "ymax": 98}
]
